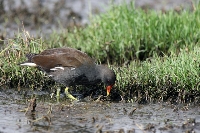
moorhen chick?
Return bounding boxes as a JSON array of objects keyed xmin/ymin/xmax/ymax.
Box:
[{"xmin": 20, "ymin": 47, "xmax": 116, "ymax": 100}]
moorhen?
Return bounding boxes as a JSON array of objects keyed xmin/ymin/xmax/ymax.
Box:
[{"xmin": 20, "ymin": 47, "xmax": 116, "ymax": 100}]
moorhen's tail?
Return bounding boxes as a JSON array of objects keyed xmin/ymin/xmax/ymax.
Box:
[
  {"xmin": 19, "ymin": 53, "xmax": 38, "ymax": 67},
  {"xmin": 26, "ymin": 53, "xmax": 37, "ymax": 62}
]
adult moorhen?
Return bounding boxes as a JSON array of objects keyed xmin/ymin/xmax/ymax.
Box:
[{"xmin": 20, "ymin": 47, "xmax": 116, "ymax": 100}]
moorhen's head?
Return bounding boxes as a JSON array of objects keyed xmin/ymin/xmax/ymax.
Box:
[{"xmin": 98, "ymin": 65, "xmax": 116, "ymax": 96}]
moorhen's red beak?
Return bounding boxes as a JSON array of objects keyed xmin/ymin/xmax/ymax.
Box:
[{"xmin": 106, "ymin": 85, "xmax": 113, "ymax": 96}]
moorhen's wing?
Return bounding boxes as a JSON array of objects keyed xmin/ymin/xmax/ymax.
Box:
[
  {"xmin": 32, "ymin": 53, "xmax": 88, "ymax": 71},
  {"xmin": 39, "ymin": 47, "xmax": 94, "ymax": 65},
  {"xmin": 31, "ymin": 47, "xmax": 95, "ymax": 72}
]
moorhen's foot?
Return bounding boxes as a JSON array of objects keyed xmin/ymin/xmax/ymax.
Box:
[{"xmin": 65, "ymin": 87, "xmax": 77, "ymax": 101}]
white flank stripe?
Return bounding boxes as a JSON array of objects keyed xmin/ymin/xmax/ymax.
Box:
[
  {"xmin": 50, "ymin": 68, "xmax": 58, "ymax": 71},
  {"xmin": 50, "ymin": 67, "xmax": 64, "ymax": 71},
  {"xmin": 71, "ymin": 68, "xmax": 75, "ymax": 70},
  {"xmin": 20, "ymin": 63, "xmax": 37, "ymax": 67},
  {"xmin": 54, "ymin": 67, "xmax": 64, "ymax": 70}
]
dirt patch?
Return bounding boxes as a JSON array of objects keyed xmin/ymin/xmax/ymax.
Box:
[{"xmin": 0, "ymin": 89, "xmax": 200, "ymax": 133}]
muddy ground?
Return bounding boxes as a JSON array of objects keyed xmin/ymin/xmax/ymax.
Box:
[{"xmin": 1, "ymin": 89, "xmax": 200, "ymax": 133}]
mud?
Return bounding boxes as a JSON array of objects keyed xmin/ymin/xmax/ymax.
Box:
[{"xmin": 0, "ymin": 89, "xmax": 200, "ymax": 133}]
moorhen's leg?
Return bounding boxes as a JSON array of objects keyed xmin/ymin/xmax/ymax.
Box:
[
  {"xmin": 65, "ymin": 87, "xmax": 77, "ymax": 100},
  {"xmin": 56, "ymin": 88, "xmax": 61, "ymax": 102}
]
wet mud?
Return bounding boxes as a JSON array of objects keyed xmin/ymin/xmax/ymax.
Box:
[{"xmin": 0, "ymin": 89, "xmax": 200, "ymax": 133}]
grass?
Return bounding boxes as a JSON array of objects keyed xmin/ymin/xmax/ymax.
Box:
[
  {"xmin": 0, "ymin": 2, "xmax": 200, "ymax": 103},
  {"xmin": 115, "ymin": 45, "xmax": 200, "ymax": 103},
  {"xmin": 59, "ymin": 2, "xmax": 200, "ymax": 64}
]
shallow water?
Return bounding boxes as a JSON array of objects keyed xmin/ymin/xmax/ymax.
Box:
[{"xmin": 0, "ymin": 89, "xmax": 200, "ymax": 133}]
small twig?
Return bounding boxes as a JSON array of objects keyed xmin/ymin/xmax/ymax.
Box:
[
  {"xmin": 95, "ymin": 125, "xmax": 103, "ymax": 133},
  {"xmin": 128, "ymin": 108, "xmax": 137, "ymax": 116},
  {"xmin": 135, "ymin": 123, "xmax": 146, "ymax": 133},
  {"xmin": 47, "ymin": 104, "xmax": 52, "ymax": 114},
  {"xmin": 20, "ymin": 97, "xmax": 37, "ymax": 115},
  {"xmin": 95, "ymin": 95, "xmax": 103, "ymax": 102},
  {"xmin": 29, "ymin": 115, "xmax": 51, "ymax": 125}
]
